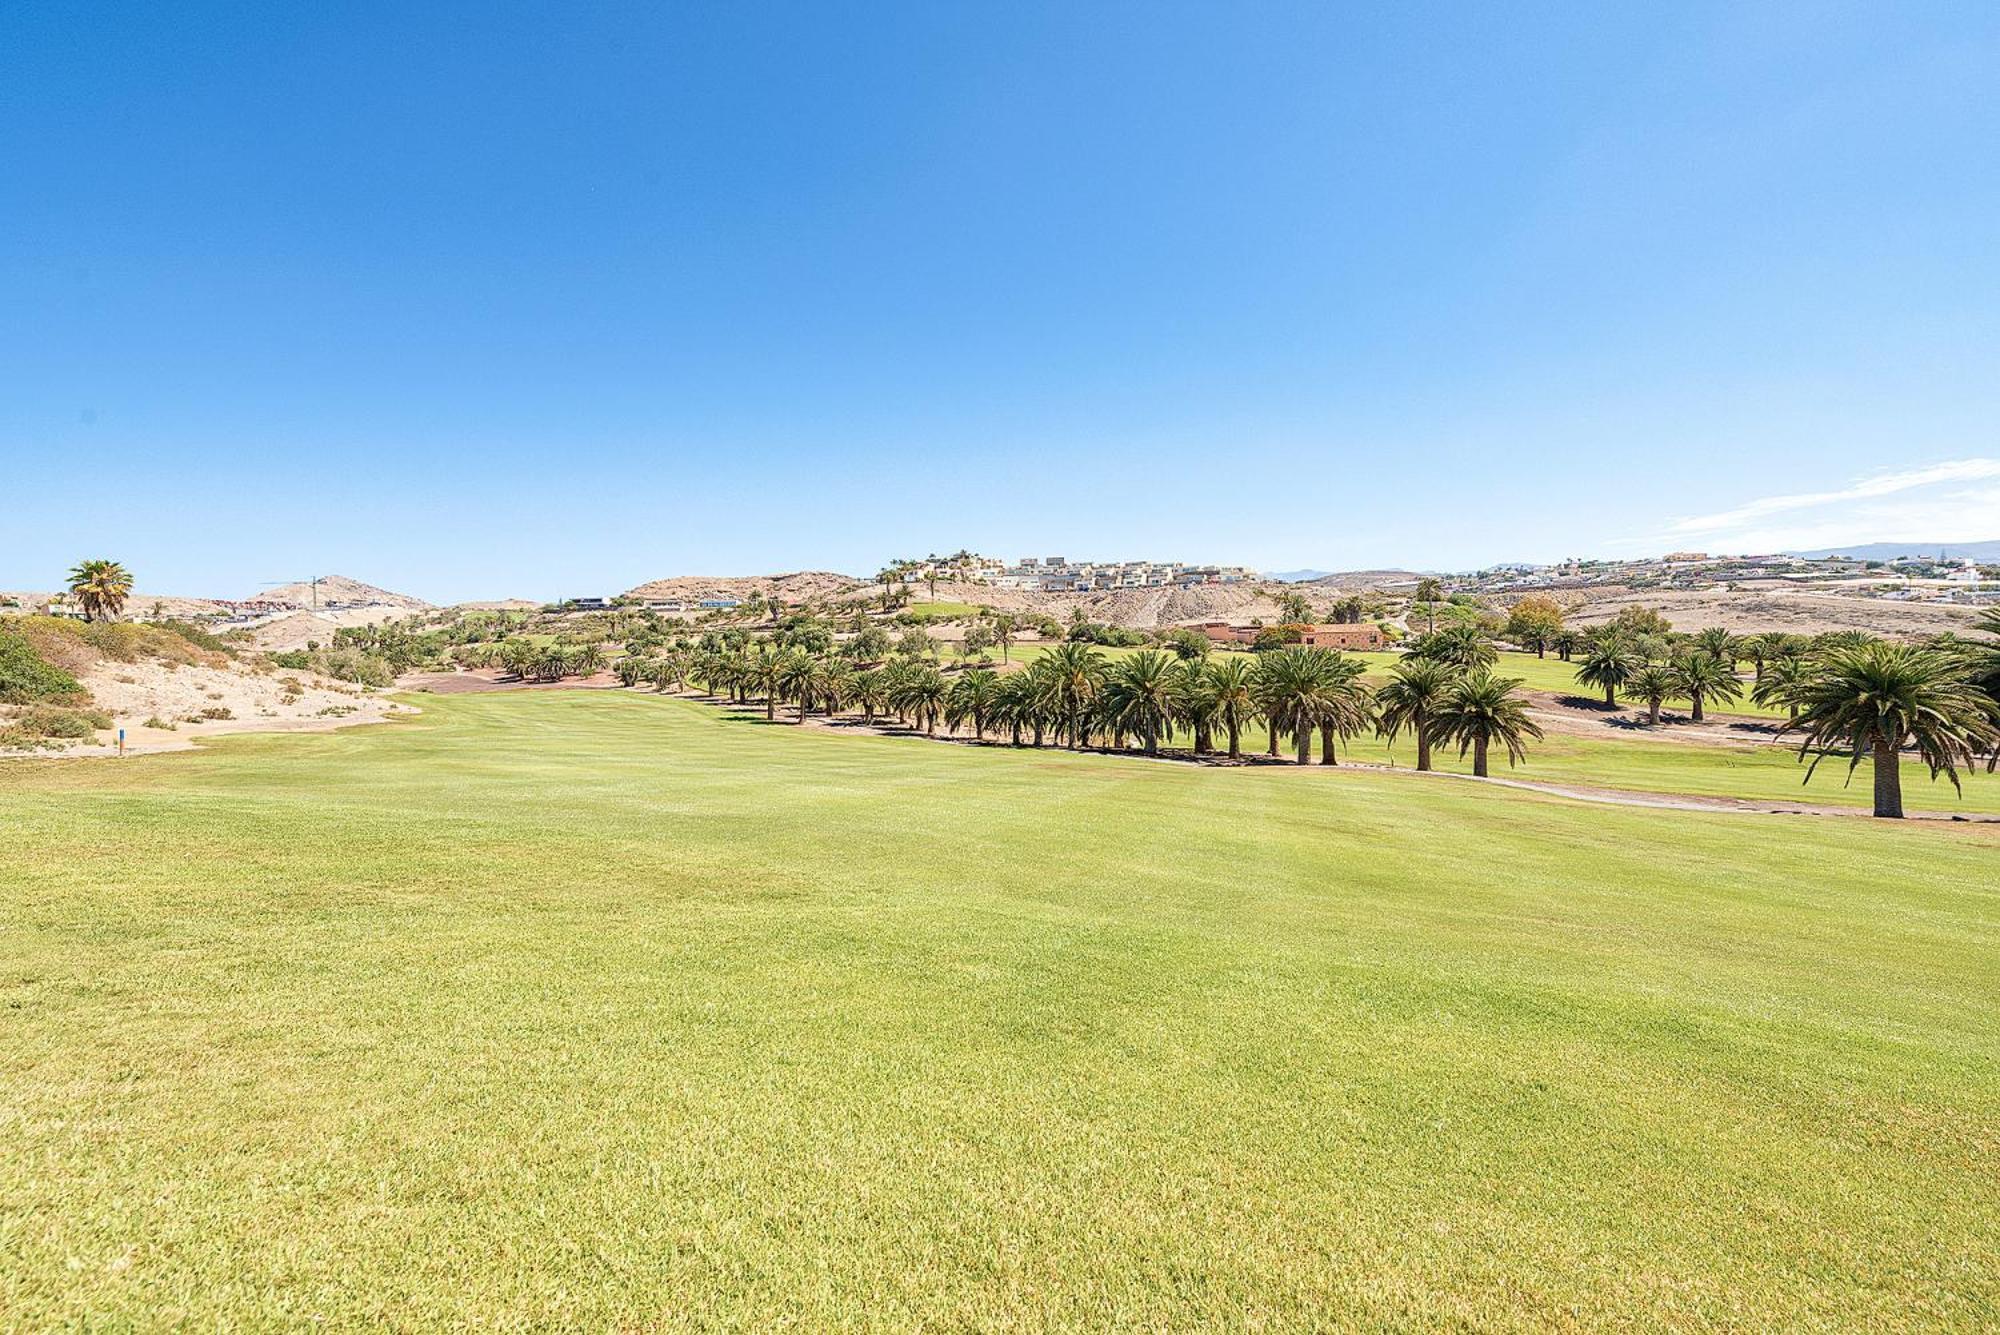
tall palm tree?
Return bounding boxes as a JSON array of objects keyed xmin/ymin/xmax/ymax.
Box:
[
  {"xmin": 67, "ymin": 559, "xmax": 133, "ymax": 622},
  {"xmin": 1314, "ymin": 654, "xmax": 1375, "ymax": 765},
  {"xmin": 1170, "ymin": 659, "xmax": 1218, "ymax": 754},
  {"xmin": 1101, "ymin": 650, "xmax": 1177, "ymax": 755},
  {"xmin": 1670, "ymin": 651, "xmax": 1742, "ymax": 723},
  {"xmin": 1254, "ymin": 646, "xmax": 1341, "ymax": 764},
  {"xmin": 1204, "ymin": 657, "xmax": 1257, "ymax": 760},
  {"xmin": 1575, "ymin": 637, "xmax": 1642, "ymax": 707},
  {"xmin": 890, "ymin": 662, "xmax": 948, "ymax": 735},
  {"xmin": 1435, "ymin": 673, "xmax": 1544, "ymax": 778},
  {"xmin": 1786, "ymin": 642, "xmax": 1998, "ymax": 818},
  {"xmin": 747, "ymin": 650, "xmax": 786, "ymax": 721},
  {"xmin": 1375, "ymin": 657, "xmax": 1457, "ymax": 770},
  {"xmin": 1413, "ymin": 577, "xmax": 1444, "ymax": 633},
  {"xmin": 1041, "ymin": 641, "xmax": 1106, "ymax": 749}
]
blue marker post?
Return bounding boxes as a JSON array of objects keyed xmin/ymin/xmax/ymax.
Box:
[{"xmin": 117, "ymin": 727, "xmax": 125, "ymax": 758}]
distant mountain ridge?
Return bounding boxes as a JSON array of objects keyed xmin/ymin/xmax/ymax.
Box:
[
  {"xmin": 1268, "ymin": 569, "xmax": 1332, "ymax": 583},
  {"xmin": 1785, "ymin": 540, "xmax": 2000, "ymax": 561}
]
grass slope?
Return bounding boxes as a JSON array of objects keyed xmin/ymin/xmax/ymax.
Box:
[{"xmin": 3, "ymin": 692, "xmax": 1997, "ymax": 1328}]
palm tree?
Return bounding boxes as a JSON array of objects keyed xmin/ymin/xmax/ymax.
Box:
[
  {"xmin": 1204, "ymin": 657, "xmax": 1257, "ymax": 760},
  {"xmin": 1435, "ymin": 673, "xmax": 1544, "ymax": 778},
  {"xmin": 1375, "ymin": 657, "xmax": 1457, "ymax": 770},
  {"xmin": 946, "ymin": 669, "xmax": 1001, "ymax": 740},
  {"xmin": 1575, "ymin": 637, "xmax": 1642, "ymax": 707},
  {"xmin": 1101, "ymin": 650, "xmax": 1177, "ymax": 755},
  {"xmin": 67, "ymin": 559, "xmax": 133, "ymax": 622},
  {"xmin": 1170, "ymin": 659, "xmax": 1219, "ymax": 754},
  {"xmin": 1691, "ymin": 627, "xmax": 1737, "ymax": 667},
  {"xmin": 890, "ymin": 662, "xmax": 948, "ymax": 735},
  {"xmin": 1625, "ymin": 663, "xmax": 1678, "ymax": 725},
  {"xmin": 1314, "ymin": 654, "xmax": 1375, "ymax": 765},
  {"xmin": 747, "ymin": 650, "xmax": 786, "ymax": 721},
  {"xmin": 1787, "ymin": 642, "xmax": 1998, "ymax": 818},
  {"xmin": 990, "ymin": 613, "xmax": 1017, "ymax": 663},
  {"xmin": 1410, "ymin": 624, "xmax": 1496, "ymax": 672},
  {"xmin": 1276, "ymin": 590, "xmax": 1314, "ymax": 625},
  {"xmin": 1670, "ymin": 651, "xmax": 1742, "ymax": 723},
  {"xmin": 849, "ymin": 668, "xmax": 887, "ymax": 724},
  {"xmin": 1551, "ymin": 629, "xmax": 1584, "ymax": 662},
  {"xmin": 1041, "ymin": 641, "xmax": 1106, "ymax": 749},
  {"xmin": 1751, "ymin": 654, "xmax": 1813, "ymax": 724},
  {"xmin": 1412, "ymin": 577, "xmax": 1444, "ymax": 633},
  {"xmin": 1254, "ymin": 646, "xmax": 1342, "ymax": 764},
  {"xmin": 572, "ymin": 643, "xmax": 608, "ymax": 676}
]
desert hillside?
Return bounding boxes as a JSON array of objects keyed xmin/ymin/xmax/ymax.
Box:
[{"xmin": 253, "ymin": 575, "xmax": 431, "ymax": 609}]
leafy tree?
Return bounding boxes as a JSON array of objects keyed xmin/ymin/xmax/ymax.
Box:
[
  {"xmin": 1504, "ymin": 595, "xmax": 1564, "ymax": 657},
  {"xmin": 1435, "ymin": 673, "xmax": 1544, "ymax": 778},
  {"xmin": 1611, "ymin": 606, "xmax": 1673, "ymax": 637},
  {"xmin": 67, "ymin": 559, "xmax": 133, "ymax": 622},
  {"xmin": 1787, "ymin": 642, "xmax": 1999, "ymax": 818}
]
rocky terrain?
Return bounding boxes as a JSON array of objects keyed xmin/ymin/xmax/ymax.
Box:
[
  {"xmin": 622, "ymin": 571, "xmax": 869, "ymax": 602},
  {"xmin": 253, "ymin": 576, "xmax": 431, "ymax": 609}
]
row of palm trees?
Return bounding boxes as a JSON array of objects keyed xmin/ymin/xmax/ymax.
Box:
[
  {"xmin": 1564, "ymin": 618, "xmax": 2000, "ymax": 816},
  {"xmin": 618, "ymin": 642, "xmax": 1545, "ymax": 777},
  {"xmin": 458, "ymin": 638, "xmax": 608, "ymax": 683}
]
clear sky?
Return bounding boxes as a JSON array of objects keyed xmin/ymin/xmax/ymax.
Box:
[{"xmin": 5, "ymin": 2, "xmax": 1998, "ymax": 601}]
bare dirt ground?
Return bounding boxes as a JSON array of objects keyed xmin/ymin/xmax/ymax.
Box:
[
  {"xmin": 242, "ymin": 607, "xmax": 418, "ymax": 651},
  {"xmin": 18, "ymin": 659, "xmax": 413, "ymax": 757},
  {"xmin": 1567, "ymin": 585, "xmax": 1978, "ymax": 637}
]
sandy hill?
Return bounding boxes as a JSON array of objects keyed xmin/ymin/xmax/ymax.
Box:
[
  {"xmin": 622, "ymin": 571, "xmax": 867, "ymax": 603},
  {"xmin": 2, "ymin": 590, "xmax": 232, "ymax": 618},
  {"xmin": 253, "ymin": 576, "xmax": 431, "ymax": 609}
]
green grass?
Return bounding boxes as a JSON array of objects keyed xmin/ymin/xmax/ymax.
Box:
[
  {"xmin": 4, "ymin": 692, "xmax": 1997, "ymax": 1327},
  {"xmin": 906, "ymin": 599, "xmax": 987, "ymax": 619}
]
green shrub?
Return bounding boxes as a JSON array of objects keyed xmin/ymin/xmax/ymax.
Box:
[
  {"xmin": 0, "ymin": 628, "xmax": 87, "ymax": 704},
  {"xmin": 194, "ymin": 706, "xmax": 234, "ymax": 722},
  {"xmin": 16, "ymin": 705, "xmax": 111, "ymax": 738}
]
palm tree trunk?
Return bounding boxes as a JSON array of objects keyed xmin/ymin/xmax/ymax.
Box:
[
  {"xmin": 766, "ymin": 696, "xmax": 776, "ymax": 721},
  {"xmin": 1318, "ymin": 722, "xmax": 1337, "ymax": 765},
  {"xmin": 1873, "ymin": 732, "xmax": 1903, "ymax": 818},
  {"xmin": 1267, "ymin": 720, "xmax": 1280, "ymax": 757},
  {"xmin": 1295, "ymin": 727, "xmax": 1311, "ymax": 765},
  {"xmin": 1415, "ymin": 727, "xmax": 1432, "ymax": 772},
  {"xmin": 1227, "ymin": 719, "xmax": 1241, "ymax": 760},
  {"xmin": 1604, "ymin": 684, "xmax": 1616, "ymax": 707},
  {"xmin": 1691, "ymin": 691, "xmax": 1704, "ymax": 723},
  {"xmin": 1648, "ymin": 699, "xmax": 1661, "ymax": 725},
  {"xmin": 1473, "ymin": 736, "xmax": 1489, "ymax": 778}
]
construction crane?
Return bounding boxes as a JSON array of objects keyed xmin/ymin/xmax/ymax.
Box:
[{"xmin": 262, "ymin": 576, "xmax": 326, "ymax": 610}]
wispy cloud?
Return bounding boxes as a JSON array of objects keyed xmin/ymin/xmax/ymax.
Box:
[
  {"xmin": 1615, "ymin": 458, "xmax": 2000, "ymax": 555},
  {"xmin": 1662, "ymin": 459, "xmax": 2000, "ymax": 537}
]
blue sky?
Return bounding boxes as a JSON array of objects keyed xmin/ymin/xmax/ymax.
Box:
[{"xmin": 5, "ymin": 2, "xmax": 1997, "ymax": 601}]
